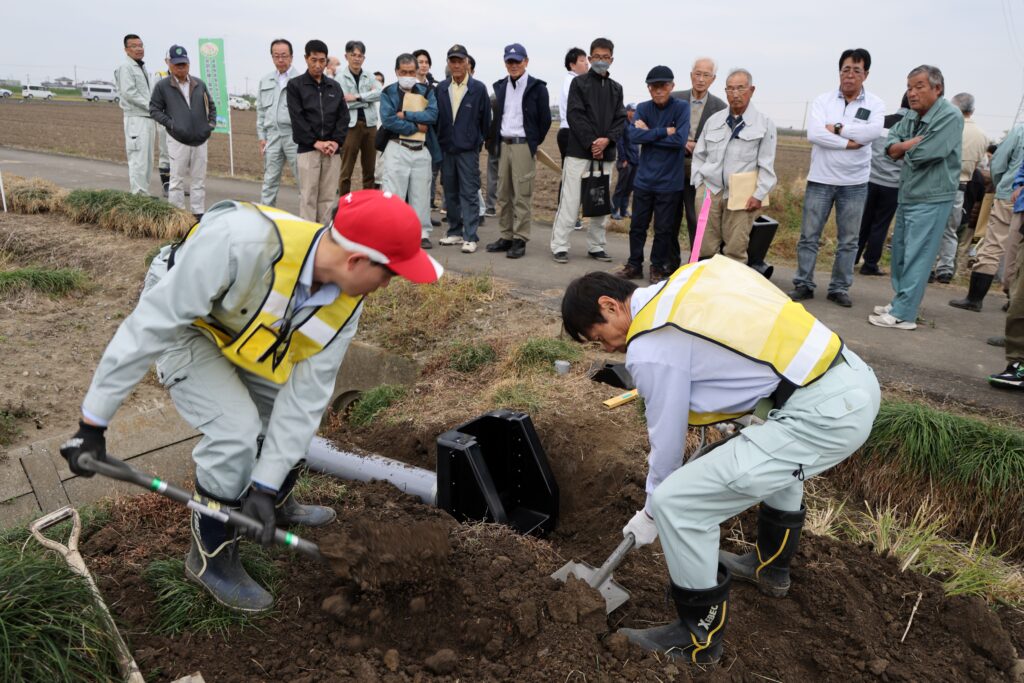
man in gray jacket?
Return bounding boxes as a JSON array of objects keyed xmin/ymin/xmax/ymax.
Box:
[
  {"xmin": 114, "ymin": 34, "xmax": 156, "ymax": 195},
  {"xmin": 149, "ymin": 45, "xmax": 217, "ymax": 218},
  {"xmin": 60, "ymin": 191, "xmax": 442, "ymax": 612},
  {"xmin": 257, "ymin": 39, "xmax": 300, "ymax": 208}
]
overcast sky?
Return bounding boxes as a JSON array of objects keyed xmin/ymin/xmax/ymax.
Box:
[{"xmin": 4, "ymin": 0, "xmax": 1022, "ymax": 139}]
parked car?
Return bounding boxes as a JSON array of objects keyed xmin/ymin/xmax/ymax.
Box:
[
  {"xmin": 0, "ymin": 88, "xmax": 11, "ymax": 98},
  {"xmin": 22, "ymin": 85, "xmax": 55, "ymax": 100},
  {"xmin": 81, "ymin": 83, "xmax": 119, "ymax": 103},
  {"xmin": 229, "ymin": 96, "xmax": 251, "ymax": 111}
]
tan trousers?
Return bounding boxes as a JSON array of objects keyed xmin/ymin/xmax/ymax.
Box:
[
  {"xmin": 167, "ymin": 138, "xmax": 207, "ymax": 214},
  {"xmin": 974, "ymin": 198, "xmax": 1014, "ymax": 276},
  {"xmin": 496, "ymin": 142, "xmax": 536, "ymax": 241},
  {"xmin": 338, "ymin": 120, "xmax": 378, "ymax": 195},
  {"xmin": 696, "ymin": 185, "xmax": 758, "ymax": 262},
  {"xmin": 298, "ymin": 151, "xmax": 341, "ymax": 224},
  {"xmin": 1004, "ymin": 213, "xmax": 1023, "ymax": 293}
]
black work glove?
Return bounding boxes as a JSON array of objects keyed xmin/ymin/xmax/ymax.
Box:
[
  {"xmin": 241, "ymin": 487, "xmax": 277, "ymax": 546},
  {"xmin": 59, "ymin": 421, "xmax": 107, "ymax": 477}
]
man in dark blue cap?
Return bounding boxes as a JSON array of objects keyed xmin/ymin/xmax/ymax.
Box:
[
  {"xmin": 485, "ymin": 43, "xmax": 551, "ymax": 259},
  {"xmin": 614, "ymin": 66, "xmax": 689, "ymax": 283}
]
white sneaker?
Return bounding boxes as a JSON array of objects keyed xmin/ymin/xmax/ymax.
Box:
[
  {"xmin": 872, "ymin": 303, "xmax": 892, "ymax": 316},
  {"xmin": 439, "ymin": 235, "xmax": 463, "ymax": 246},
  {"xmin": 461, "ymin": 241, "xmax": 477, "ymax": 253},
  {"xmin": 868, "ymin": 312, "xmax": 916, "ymax": 330}
]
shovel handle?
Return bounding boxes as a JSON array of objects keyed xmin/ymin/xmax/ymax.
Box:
[
  {"xmin": 77, "ymin": 452, "xmax": 322, "ymax": 561},
  {"xmin": 588, "ymin": 533, "xmax": 635, "ymax": 589}
]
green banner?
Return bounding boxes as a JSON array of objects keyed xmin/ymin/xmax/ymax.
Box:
[{"xmin": 197, "ymin": 38, "xmax": 230, "ymax": 134}]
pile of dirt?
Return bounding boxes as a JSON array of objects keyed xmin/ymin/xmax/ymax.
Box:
[
  {"xmin": 320, "ymin": 515, "xmax": 453, "ymax": 587},
  {"xmin": 81, "ymin": 478, "xmax": 1023, "ymax": 682}
]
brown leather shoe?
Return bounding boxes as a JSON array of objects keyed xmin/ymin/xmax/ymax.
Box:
[
  {"xmin": 613, "ymin": 263, "xmax": 644, "ymax": 280},
  {"xmin": 649, "ymin": 266, "xmax": 668, "ymax": 284}
]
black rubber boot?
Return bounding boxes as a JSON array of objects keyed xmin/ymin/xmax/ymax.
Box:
[
  {"xmin": 618, "ymin": 564, "xmax": 731, "ymax": 665},
  {"xmin": 275, "ymin": 461, "xmax": 337, "ymax": 527},
  {"xmin": 184, "ymin": 482, "xmax": 274, "ymax": 613},
  {"xmin": 159, "ymin": 168, "xmax": 170, "ymax": 197},
  {"xmin": 719, "ymin": 503, "xmax": 805, "ymax": 598},
  {"xmin": 949, "ymin": 272, "xmax": 994, "ymax": 312}
]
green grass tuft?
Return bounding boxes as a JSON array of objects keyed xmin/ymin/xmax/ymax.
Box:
[
  {"xmin": 348, "ymin": 384, "xmax": 406, "ymax": 427},
  {"xmin": 449, "ymin": 341, "xmax": 497, "ymax": 373},
  {"xmin": 0, "ymin": 544, "xmax": 123, "ymax": 683},
  {"xmin": 0, "ymin": 267, "xmax": 87, "ymax": 298},
  {"xmin": 491, "ymin": 382, "xmax": 543, "ymax": 413},
  {"xmin": 510, "ymin": 337, "xmax": 582, "ymax": 373}
]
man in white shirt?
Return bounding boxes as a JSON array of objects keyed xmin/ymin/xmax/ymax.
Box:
[
  {"xmin": 790, "ymin": 49, "xmax": 884, "ymax": 308},
  {"xmin": 256, "ymin": 39, "xmax": 299, "ymax": 208},
  {"xmin": 557, "ymin": 47, "xmax": 588, "ymax": 160}
]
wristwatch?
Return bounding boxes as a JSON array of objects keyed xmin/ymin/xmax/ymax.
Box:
[{"xmin": 834, "ymin": 122, "xmax": 844, "ymax": 135}]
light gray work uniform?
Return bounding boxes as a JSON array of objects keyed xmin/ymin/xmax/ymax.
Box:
[
  {"xmin": 257, "ymin": 67, "xmax": 299, "ymax": 207},
  {"xmin": 81, "ymin": 201, "xmax": 361, "ymax": 500},
  {"xmin": 114, "ymin": 58, "xmax": 156, "ymax": 195}
]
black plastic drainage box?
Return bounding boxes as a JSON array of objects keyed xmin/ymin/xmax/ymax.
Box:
[
  {"xmin": 436, "ymin": 410, "xmax": 559, "ymax": 537},
  {"xmin": 747, "ymin": 215, "xmax": 779, "ymax": 279}
]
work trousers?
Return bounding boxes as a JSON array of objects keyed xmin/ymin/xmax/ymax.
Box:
[
  {"xmin": 855, "ymin": 182, "xmax": 899, "ymax": 269},
  {"xmin": 681, "ymin": 162, "xmax": 698, "ymax": 247},
  {"xmin": 1004, "ymin": 216, "xmax": 1023, "ymax": 294},
  {"xmin": 496, "ymin": 142, "xmax": 536, "ymax": 242},
  {"xmin": 381, "ymin": 140, "xmax": 433, "ymax": 238},
  {"xmin": 156, "ymin": 331, "xmax": 284, "ymax": 501},
  {"xmin": 338, "ymin": 120, "xmax": 377, "ymax": 195},
  {"xmin": 157, "ymin": 126, "xmax": 170, "ymax": 171},
  {"xmin": 627, "ymin": 188, "xmax": 682, "ymax": 271},
  {"xmin": 651, "ymin": 349, "xmax": 879, "ymax": 589},
  {"xmin": 1006, "ymin": 220, "xmax": 1024, "ymax": 362},
  {"xmin": 974, "ymin": 198, "xmax": 1015, "ymax": 277},
  {"xmin": 297, "ymin": 150, "xmax": 341, "ymax": 224},
  {"xmin": 259, "ymin": 132, "xmax": 298, "ymax": 207},
  {"xmin": 167, "ymin": 138, "xmax": 208, "ymax": 214},
  {"xmin": 695, "ymin": 185, "xmax": 758, "ymax": 263},
  {"xmin": 123, "ymin": 115, "xmax": 155, "ymax": 195},
  {"xmin": 441, "ymin": 149, "xmax": 482, "ymax": 243},
  {"xmin": 550, "ymin": 156, "xmax": 608, "ymax": 255},
  {"xmin": 486, "ymin": 150, "xmax": 499, "ymax": 213},
  {"xmin": 888, "ymin": 201, "xmax": 953, "ymax": 322},
  {"xmin": 612, "ymin": 162, "xmax": 636, "ymax": 216},
  {"xmin": 933, "ymin": 189, "xmax": 966, "ymax": 278},
  {"xmin": 793, "ymin": 181, "xmax": 868, "ymax": 295}
]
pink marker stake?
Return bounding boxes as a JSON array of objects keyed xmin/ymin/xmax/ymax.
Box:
[{"xmin": 689, "ymin": 187, "xmax": 712, "ymax": 264}]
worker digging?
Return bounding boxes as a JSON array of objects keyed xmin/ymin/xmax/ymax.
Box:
[{"xmin": 561, "ymin": 254, "xmax": 881, "ymax": 664}]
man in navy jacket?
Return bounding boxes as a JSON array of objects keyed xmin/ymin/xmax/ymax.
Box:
[
  {"xmin": 484, "ymin": 43, "xmax": 551, "ymax": 259},
  {"xmin": 612, "ymin": 103, "xmax": 640, "ymax": 219},
  {"xmin": 614, "ymin": 66, "xmax": 689, "ymax": 283},
  {"xmin": 436, "ymin": 44, "xmax": 491, "ymax": 249}
]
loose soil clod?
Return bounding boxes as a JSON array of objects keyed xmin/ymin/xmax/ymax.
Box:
[{"xmin": 320, "ymin": 516, "xmax": 452, "ymax": 587}]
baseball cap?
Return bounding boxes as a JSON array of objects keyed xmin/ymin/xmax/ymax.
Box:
[
  {"xmin": 447, "ymin": 44, "xmax": 469, "ymax": 60},
  {"xmin": 503, "ymin": 43, "xmax": 527, "ymax": 62},
  {"xmin": 329, "ymin": 190, "xmax": 443, "ymax": 284},
  {"xmin": 645, "ymin": 65, "xmax": 674, "ymax": 84},
  {"xmin": 625, "ymin": 102, "xmax": 637, "ymax": 111},
  {"xmin": 168, "ymin": 45, "xmax": 189, "ymax": 65}
]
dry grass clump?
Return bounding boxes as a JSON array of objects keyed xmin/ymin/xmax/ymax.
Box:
[
  {"xmin": 3, "ymin": 175, "xmax": 66, "ymax": 214},
  {"xmin": 62, "ymin": 189, "xmax": 193, "ymax": 239}
]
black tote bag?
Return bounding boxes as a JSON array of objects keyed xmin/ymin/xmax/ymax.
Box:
[{"xmin": 580, "ymin": 160, "xmax": 611, "ymax": 218}]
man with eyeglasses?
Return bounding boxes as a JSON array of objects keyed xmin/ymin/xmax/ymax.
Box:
[
  {"xmin": 337, "ymin": 41, "xmax": 382, "ymax": 196},
  {"xmin": 790, "ymin": 48, "xmax": 885, "ymax": 308},
  {"xmin": 256, "ymin": 38, "xmax": 300, "ymax": 208},
  {"xmin": 674, "ymin": 58, "xmax": 726, "ymax": 247},
  {"xmin": 59, "ymin": 191, "xmax": 442, "ymax": 613},
  {"xmin": 115, "ymin": 34, "xmax": 156, "ymax": 195}
]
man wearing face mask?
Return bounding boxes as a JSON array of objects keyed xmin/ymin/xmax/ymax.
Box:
[{"xmin": 550, "ymin": 37, "xmax": 626, "ymax": 264}]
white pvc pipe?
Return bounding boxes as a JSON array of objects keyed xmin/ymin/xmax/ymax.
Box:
[{"xmin": 305, "ymin": 437, "xmax": 437, "ymax": 505}]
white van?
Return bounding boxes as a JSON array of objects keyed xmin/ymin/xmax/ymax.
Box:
[
  {"xmin": 82, "ymin": 84, "xmax": 118, "ymax": 103},
  {"xmin": 21, "ymin": 85, "xmax": 54, "ymax": 100}
]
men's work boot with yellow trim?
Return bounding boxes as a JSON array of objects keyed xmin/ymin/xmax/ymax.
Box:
[
  {"xmin": 618, "ymin": 564, "xmax": 730, "ymax": 665},
  {"xmin": 719, "ymin": 502, "xmax": 805, "ymax": 597},
  {"xmin": 275, "ymin": 461, "xmax": 337, "ymax": 527}
]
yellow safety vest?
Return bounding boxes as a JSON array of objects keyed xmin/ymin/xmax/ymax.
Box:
[
  {"xmin": 184, "ymin": 203, "xmax": 363, "ymax": 384},
  {"xmin": 626, "ymin": 255, "xmax": 843, "ymax": 425}
]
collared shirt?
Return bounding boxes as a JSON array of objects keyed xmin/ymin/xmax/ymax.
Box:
[
  {"xmin": 500, "ymin": 72, "xmax": 528, "ymax": 138},
  {"xmin": 293, "ymin": 230, "xmax": 341, "ymax": 311},
  {"xmin": 174, "ymin": 76, "xmax": 191, "ymax": 107},
  {"xmin": 960, "ymin": 117, "xmax": 989, "ymax": 182},
  {"xmin": 688, "ymin": 94, "xmax": 706, "ymax": 142},
  {"xmin": 806, "ymin": 88, "xmax": 885, "ymax": 186},
  {"xmin": 626, "ymin": 283, "xmax": 780, "ymax": 513},
  {"xmin": 691, "ymin": 103, "xmax": 778, "ymax": 200},
  {"xmin": 560, "ymin": 71, "xmax": 577, "ymax": 130},
  {"xmin": 276, "ymin": 68, "xmax": 292, "ymax": 90},
  {"xmin": 449, "ymin": 76, "xmax": 468, "ymax": 121}
]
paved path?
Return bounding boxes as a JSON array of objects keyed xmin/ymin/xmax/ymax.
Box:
[{"xmin": 2, "ymin": 146, "xmax": 1020, "ymax": 415}]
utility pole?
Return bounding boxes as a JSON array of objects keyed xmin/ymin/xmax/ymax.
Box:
[
  {"xmin": 801, "ymin": 101, "xmax": 809, "ymax": 131},
  {"xmin": 74, "ymin": 65, "xmax": 77, "ymax": 86},
  {"xmin": 1012, "ymin": 90, "xmax": 1024, "ymax": 130}
]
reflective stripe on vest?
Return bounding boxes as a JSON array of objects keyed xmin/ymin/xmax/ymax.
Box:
[
  {"xmin": 626, "ymin": 255, "xmax": 843, "ymax": 425},
  {"xmin": 189, "ymin": 202, "xmax": 363, "ymax": 384}
]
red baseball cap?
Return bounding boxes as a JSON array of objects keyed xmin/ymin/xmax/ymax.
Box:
[{"xmin": 329, "ymin": 190, "xmax": 443, "ymax": 283}]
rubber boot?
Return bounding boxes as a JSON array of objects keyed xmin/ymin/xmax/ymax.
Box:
[
  {"xmin": 159, "ymin": 168, "xmax": 170, "ymax": 198},
  {"xmin": 949, "ymin": 272, "xmax": 994, "ymax": 312},
  {"xmin": 719, "ymin": 503, "xmax": 805, "ymax": 597},
  {"xmin": 184, "ymin": 482, "xmax": 274, "ymax": 613},
  {"xmin": 275, "ymin": 461, "xmax": 337, "ymax": 527},
  {"xmin": 618, "ymin": 565, "xmax": 731, "ymax": 664}
]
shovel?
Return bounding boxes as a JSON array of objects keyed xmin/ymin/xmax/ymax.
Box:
[
  {"xmin": 76, "ymin": 452, "xmax": 322, "ymax": 560},
  {"xmin": 551, "ymin": 533, "xmax": 635, "ymax": 613}
]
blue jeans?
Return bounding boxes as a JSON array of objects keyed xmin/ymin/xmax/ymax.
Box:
[
  {"xmin": 793, "ymin": 181, "xmax": 868, "ymax": 294},
  {"xmin": 441, "ymin": 149, "xmax": 482, "ymax": 242},
  {"xmin": 888, "ymin": 201, "xmax": 953, "ymax": 322}
]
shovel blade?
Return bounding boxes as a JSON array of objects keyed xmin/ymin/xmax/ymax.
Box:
[{"xmin": 550, "ymin": 560, "xmax": 631, "ymax": 614}]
